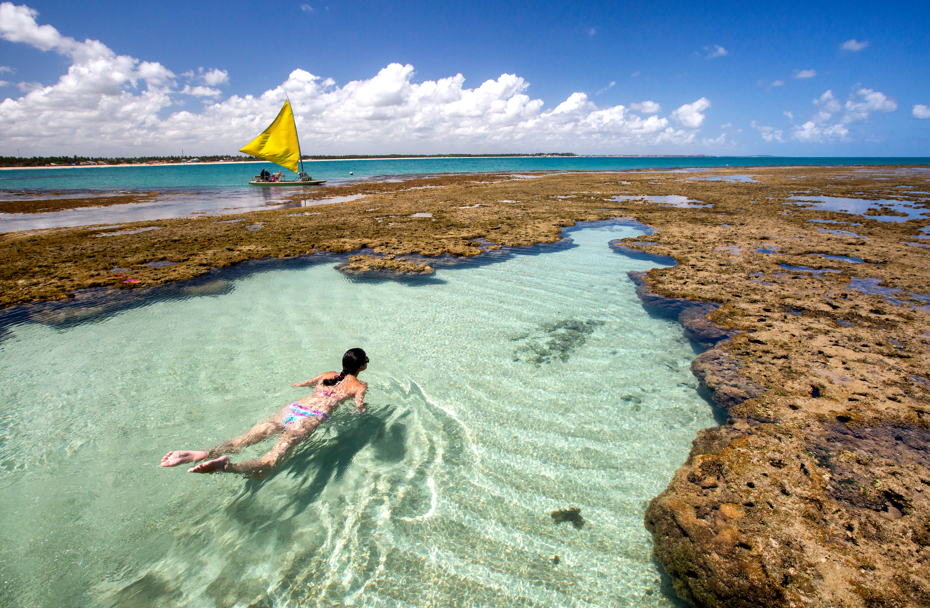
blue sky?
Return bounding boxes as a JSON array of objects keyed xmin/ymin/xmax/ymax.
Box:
[{"xmin": 1, "ymin": 0, "xmax": 928, "ymax": 156}]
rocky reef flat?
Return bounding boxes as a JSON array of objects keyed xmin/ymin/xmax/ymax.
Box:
[{"xmin": 2, "ymin": 166, "xmax": 929, "ymax": 607}]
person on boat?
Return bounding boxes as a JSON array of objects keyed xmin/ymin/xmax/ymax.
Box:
[
  {"xmin": 259, "ymin": 169, "xmax": 271, "ymax": 181},
  {"xmin": 275, "ymin": 171, "xmax": 283, "ymax": 182},
  {"xmin": 160, "ymin": 348, "xmax": 368, "ymax": 480}
]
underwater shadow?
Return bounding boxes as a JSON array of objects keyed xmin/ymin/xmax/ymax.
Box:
[
  {"xmin": 342, "ymin": 273, "xmax": 448, "ymax": 287},
  {"xmin": 239, "ymin": 404, "xmax": 408, "ymax": 515},
  {"xmin": 652, "ymin": 557, "xmax": 698, "ymax": 608}
]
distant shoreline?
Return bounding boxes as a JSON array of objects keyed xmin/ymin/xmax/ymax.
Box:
[{"xmin": 2, "ymin": 154, "xmax": 929, "ymax": 173}]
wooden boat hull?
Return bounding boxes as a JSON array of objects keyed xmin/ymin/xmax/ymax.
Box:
[{"xmin": 248, "ymin": 180, "xmax": 327, "ymax": 187}]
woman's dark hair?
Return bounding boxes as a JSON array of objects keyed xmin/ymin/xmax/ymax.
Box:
[{"xmin": 322, "ymin": 348, "xmax": 367, "ymax": 386}]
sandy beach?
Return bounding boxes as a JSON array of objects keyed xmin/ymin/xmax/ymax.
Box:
[{"xmin": 1, "ymin": 166, "xmax": 929, "ymax": 607}]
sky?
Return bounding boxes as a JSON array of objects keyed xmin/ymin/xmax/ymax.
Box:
[{"xmin": 0, "ymin": 0, "xmax": 928, "ymax": 157}]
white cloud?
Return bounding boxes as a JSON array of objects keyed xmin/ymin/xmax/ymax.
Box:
[
  {"xmin": 15, "ymin": 80, "xmax": 41, "ymax": 92},
  {"xmin": 791, "ymin": 121, "xmax": 848, "ymax": 143},
  {"xmin": 0, "ymin": 3, "xmax": 721, "ymax": 155},
  {"xmin": 813, "ymin": 90, "xmax": 842, "ymax": 122},
  {"xmin": 182, "ymin": 85, "xmax": 222, "ymax": 97},
  {"xmin": 595, "ymin": 81, "xmax": 615, "ymax": 95},
  {"xmin": 720, "ymin": 123, "xmax": 732, "ymax": 129},
  {"xmin": 137, "ymin": 61, "xmax": 174, "ymax": 86},
  {"xmin": 841, "ymin": 39, "xmax": 868, "ymax": 51},
  {"xmin": 793, "ymin": 69, "xmax": 816, "ymax": 79},
  {"xmin": 202, "ymin": 68, "xmax": 228, "ymax": 86},
  {"xmin": 842, "ymin": 88, "xmax": 897, "ymax": 123},
  {"xmin": 914, "ymin": 105, "xmax": 930, "ymax": 119},
  {"xmin": 783, "ymin": 111, "xmax": 793, "ymax": 121},
  {"xmin": 300, "ymin": 4, "xmax": 314, "ymax": 12},
  {"xmin": 703, "ymin": 45, "xmax": 727, "ymax": 59},
  {"xmin": 760, "ymin": 130, "xmax": 782, "ymax": 143},
  {"xmin": 630, "ymin": 71, "xmax": 640, "ymax": 77},
  {"xmin": 0, "ymin": 80, "xmax": 8, "ymax": 87},
  {"xmin": 794, "ymin": 88, "xmax": 895, "ymax": 140},
  {"xmin": 0, "ymin": 2, "xmax": 130, "ymax": 65},
  {"xmin": 701, "ymin": 133, "xmax": 726, "ymax": 145},
  {"xmin": 630, "ymin": 100, "xmax": 660, "ymax": 113},
  {"xmin": 180, "ymin": 67, "xmax": 227, "ymax": 88},
  {"xmin": 757, "ymin": 79, "xmax": 784, "ymax": 90},
  {"xmin": 0, "ymin": 2, "xmax": 62, "ymax": 50},
  {"xmin": 0, "ymin": 65, "xmax": 12, "ymax": 73},
  {"xmin": 203, "ymin": 69, "xmax": 229, "ymax": 87},
  {"xmin": 587, "ymin": 27, "xmax": 597, "ymax": 37},
  {"xmin": 0, "ymin": 1, "xmax": 175, "ymax": 91},
  {"xmin": 671, "ymin": 98, "xmax": 710, "ymax": 128},
  {"xmin": 751, "ymin": 120, "xmax": 784, "ymax": 143}
]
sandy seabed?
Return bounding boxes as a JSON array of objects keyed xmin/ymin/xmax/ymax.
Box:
[{"xmin": 2, "ymin": 166, "xmax": 929, "ymax": 607}]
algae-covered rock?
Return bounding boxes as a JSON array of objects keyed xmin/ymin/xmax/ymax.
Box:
[
  {"xmin": 512, "ymin": 318, "xmax": 604, "ymax": 364},
  {"xmin": 337, "ymin": 254, "xmax": 435, "ymax": 278},
  {"xmin": 690, "ymin": 349, "xmax": 767, "ymax": 411},
  {"xmin": 551, "ymin": 507, "xmax": 585, "ymax": 529}
]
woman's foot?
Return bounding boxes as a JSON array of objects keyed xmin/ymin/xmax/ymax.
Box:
[
  {"xmin": 161, "ymin": 450, "xmax": 208, "ymax": 467},
  {"xmin": 188, "ymin": 456, "xmax": 229, "ymax": 474}
]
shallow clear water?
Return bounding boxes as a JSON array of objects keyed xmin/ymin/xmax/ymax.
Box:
[
  {"xmin": 0, "ymin": 224, "xmax": 714, "ymax": 607},
  {"xmin": 0, "ymin": 190, "xmax": 367, "ymax": 233},
  {"xmin": 787, "ymin": 195, "xmax": 930, "ymax": 222},
  {"xmin": 686, "ymin": 175, "xmax": 757, "ymax": 183},
  {"xmin": 610, "ymin": 195, "xmax": 709, "ymax": 209}
]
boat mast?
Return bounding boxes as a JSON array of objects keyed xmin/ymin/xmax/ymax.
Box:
[{"xmin": 287, "ymin": 95, "xmax": 304, "ymax": 175}]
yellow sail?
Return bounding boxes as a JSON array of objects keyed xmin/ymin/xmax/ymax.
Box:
[{"xmin": 239, "ymin": 100, "xmax": 301, "ymax": 173}]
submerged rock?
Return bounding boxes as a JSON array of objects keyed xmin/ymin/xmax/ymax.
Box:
[
  {"xmin": 512, "ymin": 318, "xmax": 604, "ymax": 364},
  {"xmin": 628, "ymin": 270, "xmax": 738, "ymax": 348},
  {"xmin": 551, "ymin": 507, "xmax": 585, "ymax": 529},
  {"xmin": 690, "ymin": 349, "xmax": 767, "ymax": 412},
  {"xmin": 336, "ymin": 254, "xmax": 435, "ymax": 278}
]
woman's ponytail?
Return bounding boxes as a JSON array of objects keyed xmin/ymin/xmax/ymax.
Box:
[
  {"xmin": 321, "ymin": 348, "xmax": 367, "ymax": 386},
  {"xmin": 322, "ymin": 370, "xmax": 348, "ymax": 386}
]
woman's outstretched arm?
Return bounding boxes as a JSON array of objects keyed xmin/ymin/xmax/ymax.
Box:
[{"xmin": 292, "ymin": 372, "xmax": 337, "ymax": 387}]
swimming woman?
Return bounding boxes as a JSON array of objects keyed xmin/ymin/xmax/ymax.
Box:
[{"xmin": 160, "ymin": 348, "xmax": 368, "ymax": 480}]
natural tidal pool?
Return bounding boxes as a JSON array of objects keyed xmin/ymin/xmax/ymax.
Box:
[{"xmin": 0, "ymin": 224, "xmax": 714, "ymax": 607}]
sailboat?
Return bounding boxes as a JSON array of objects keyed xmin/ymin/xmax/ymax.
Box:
[{"xmin": 239, "ymin": 99, "xmax": 326, "ymax": 186}]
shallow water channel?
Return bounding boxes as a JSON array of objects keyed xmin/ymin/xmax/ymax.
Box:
[{"xmin": 0, "ymin": 223, "xmax": 714, "ymax": 607}]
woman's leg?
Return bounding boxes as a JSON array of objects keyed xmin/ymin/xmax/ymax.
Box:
[
  {"xmin": 205, "ymin": 415, "xmax": 283, "ymax": 458},
  {"xmin": 161, "ymin": 414, "xmax": 283, "ymax": 467},
  {"xmin": 191, "ymin": 416, "xmax": 325, "ymax": 479}
]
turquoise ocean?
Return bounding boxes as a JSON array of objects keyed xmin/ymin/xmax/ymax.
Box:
[
  {"xmin": 0, "ymin": 157, "xmax": 925, "ymax": 607},
  {"xmin": 2, "ymin": 155, "xmax": 928, "ymax": 191}
]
